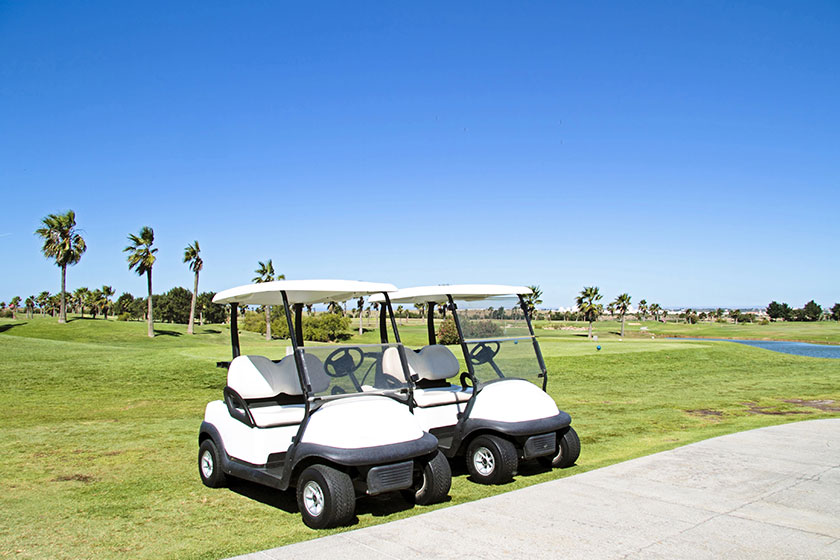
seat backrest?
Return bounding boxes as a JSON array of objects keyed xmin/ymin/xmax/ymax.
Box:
[
  {"xmin": 227, "ymin": 354, "xmax": 330, "ymax": 398},
  {"xmin": 382, "ymin": 344, "xmax": 460, "ymax": 382}
]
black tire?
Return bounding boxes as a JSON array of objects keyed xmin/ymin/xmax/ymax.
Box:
[
  {"xmin": 403, "ymin": 450, "xmax": 451, "ymax": 505},
  {"xmin": 296, "ymin": 464, "xmax": 356, "ymax": 529},
  {"xmin": 198, "ymin": 439, "xmax": 227, "ymax": 488},
  {"xmin": 539, "ymin": 426, "xmax": 581, "ymax": 469},
  {"xmin": 465, "ymin": 434, "xmax": 517, "ymax": 485}
]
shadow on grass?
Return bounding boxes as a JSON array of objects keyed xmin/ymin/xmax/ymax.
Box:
[
  {"xmin": 227, "ymin": 479, "xmax": 299, "ymax": 514},
  {"xmin": 154, "ymin": 329, "xmax": 182, "ymax": 337},
  {"xmin": 199, "ymin": 329, "xmax": 221, "ymax": 334},
  {"xmin": 0, "ymin": 322, "xmax": 26, "ymax": 333}
]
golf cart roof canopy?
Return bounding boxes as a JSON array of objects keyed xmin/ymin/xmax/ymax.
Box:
[
  {"xmin": 212, "ymin": 280, "xmax": 398, "ymax": 306},
  {"xmin": 370, "ymin": 284, "xmax": 532, "ymax": 305}
]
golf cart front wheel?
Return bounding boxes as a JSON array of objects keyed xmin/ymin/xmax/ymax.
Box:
[
  {"xmin": 198, "ymin": 439, "xmax": 227, "ymax": 488},
  {"xmin": 466, "ymin": 435, "xmax": 517, "ymax": 485},
  {"xmin": 539, "ymin": 426, "xmax": 581, "ymax": 469},
  {"xmin": 403, "ymin": 450, "xmax": 451, "ymax": 505},
  {"xmin": 296, "ymin": 464, "xmax": 355, "ymax": 529}
]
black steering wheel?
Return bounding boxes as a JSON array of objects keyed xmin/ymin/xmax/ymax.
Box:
[
  {"xmin": 468, "ymin": 341, "xmax": 501, "ymax": 365},
  {"xmin": 324, "ymin": 347, "xmax": 365, "ymax": 391}
]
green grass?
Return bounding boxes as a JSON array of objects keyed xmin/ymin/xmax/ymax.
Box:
[{"xmin": 1, "ymin": 317, "xmax": 838, "ymax": 559}]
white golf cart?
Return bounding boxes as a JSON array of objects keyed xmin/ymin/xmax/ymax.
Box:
[
  {"xmin": 198, "ymin": 280, "xmax": 450, "ymax": 529},
  {"xmin": 371, "ymin": 285, "xmax": 579, "ymax": 484}
]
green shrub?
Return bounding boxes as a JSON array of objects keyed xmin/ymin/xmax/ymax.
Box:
[
  {"xmin": 117, "ymin": 312, "xmax": 131, "ymax": 322},
  {"xmin": 462, "ymin": 319, "xmax": 502, "ymax": 339},
  {"xmin": 436, "ymin": 317, "xmax": 460, "ymax": 345},
  {"xmin": 303, "ymin": 313, "xmax": 350, "ymax": 342}
]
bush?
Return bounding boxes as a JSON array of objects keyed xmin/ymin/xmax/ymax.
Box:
[
  {"xmin": 437, "ymin": 317, "xmax": 460, "ymax": 345},
  {"xmin": 0, "ymin": 309, "xmax": 12, "ymax": 318},
  {"xmin": 118, "ymin": 312, "xmax": 131, "ymax": 322},
  {"xmin": 303, "ymin": 313, "xmax": 350, "ymax": 342},
  {"xmin": 462, "ymin": 319, "xmax": 502, "ymax": 339}
]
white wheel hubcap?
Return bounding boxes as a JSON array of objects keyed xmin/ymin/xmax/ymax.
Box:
[
  {"xmin": 201, "ymin": 450, "xmax": 214, "ymax": 479},
  {"xmin": 473, "ymin": 446, "xmax": 495, "ymax": 476},
  {"xmin": 303, "ymin": 481, "xmax": 325, "ymax": 517}
]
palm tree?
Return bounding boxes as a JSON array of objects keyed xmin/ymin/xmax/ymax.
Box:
[
  {"xmin": 88, "ymin": 288, "xmax": 104, "ymax": 319},
  {"xmin": 252, "ymin": 259, "xmax": 275, "ymax": 340},
  {"xmin": 612, "ymin": 293, "xmax": 631, "ymax": 337},
  {"xmin": 357, "ymin": 296, "xmax": 364, "ymax": 335},
  {"xmin": 649, "ymin": 303, "xmax": 662, "ymax": 321},
  {"xmin": 101, "ymin": 285, "xmax": 115, "ymax": 320},
  {"xmin": 305, "ymin": 304, "xmax": 314, "ymax": 316},
  {"xmin": 9, "ymin": 296, "xmax": 20, "ymax": 319},
  {"xmin": 74, "ymin": 287, "xmax": 90, "ymax": 317},
  {"xmin": 36, "ymin": 291, "xmax": 50, "ymax": 316},
  {"xmin": 684, "ymin": 308, "xmax": 693, "ymax": 324},
  {"xmin": 327, "ymin": 300, "xmax": 343, "ymax": 314},
  {"xmin": 522, "ymin": 285, "xmax": 543, "ymax": 320},
  {"xmin": 396, "ymin": 305, "xmax": 404, "ymax": 325},
  {"xmin": 25, "ymin": 296, "xmax": 34, "ymax": 319},
  {"xmin": 183, "ymin": 241, "xmax": 203, "ymax": 335},
  {"xmin": 575, "ymin": 286, "xmax": 603, "ymax": 339},
  {"xmin": 637, "ymin": 299, "xmax": 648, "ymax": 321},
  {"xmin": 414, "ymin": 303, "xmax": 425, "ymax": 319},
  {"xmin": 125, "ymin": 226, "xmax": 158, "ymax": 338},
  {"xmin": 607, "ymin": 302, "xmax": 616, "ymax": 318},
  {"xmin": 35, "ymin": 210, "xmax": 87, "ymax": 323}
]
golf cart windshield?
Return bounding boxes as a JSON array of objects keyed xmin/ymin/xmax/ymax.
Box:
[
  {"xmin": 456, "ymin": 297, "xmax": 544, "ymax": 389},
  {"xmin": 299, "ymin": 343, "xmax": 411, "ymax": 400}
]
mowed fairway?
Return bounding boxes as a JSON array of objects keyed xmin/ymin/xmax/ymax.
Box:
[{"xmin": 1, "ymin": 318, "xmax": 839, "ymax": 559}]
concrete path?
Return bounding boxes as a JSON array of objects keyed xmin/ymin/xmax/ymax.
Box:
[{"xmin": 230, "ymin": 419, "xmax": 840, "ymax": 559}]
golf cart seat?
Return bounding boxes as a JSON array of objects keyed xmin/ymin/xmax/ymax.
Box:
[
  {"xmin": 383, "ymin": 345, "xmax": 472, "ymax": 407},
  {"xmin": 227, "ymin": 354, "xmax": 330, "ymax": 428}
]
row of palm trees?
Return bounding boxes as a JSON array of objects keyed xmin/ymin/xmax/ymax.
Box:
[
  {"xmin": 35, "ymin": 210, "xmax": 205, "ymax": 338},
  {"xmin": 574, "ymin": 286, "xmax": 664, "ymax": 339}
]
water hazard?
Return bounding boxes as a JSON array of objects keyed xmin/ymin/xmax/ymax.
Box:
[{"xmin": 675, "ymin": 338, "xmax": 840, "ymax": 359}]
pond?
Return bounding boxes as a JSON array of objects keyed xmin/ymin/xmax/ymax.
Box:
[{"xmin": 675, "ymin": 338, "xmax": 840, "ymax": 359}]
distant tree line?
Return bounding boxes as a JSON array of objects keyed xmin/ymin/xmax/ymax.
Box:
[{"xmin": 767, "ymin": 300, "xmax": 838, "ymax": 322}]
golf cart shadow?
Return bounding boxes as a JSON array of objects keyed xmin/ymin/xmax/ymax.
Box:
[
  {"xmin": 227, "ymin": 478, "xmax": 299, "ymax": 514},
  {"xmin": 227, "ymin": 477, "xmax": 428, "ymax": 521}
]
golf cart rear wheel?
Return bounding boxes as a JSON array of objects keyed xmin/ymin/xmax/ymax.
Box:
[
  {"xmin": 402, "ymin": 450, "xmax": 451, "ymax": 505},
  {"xmin": 539, "ymin": 426, "xmax": 581, "ymax": 469},
  {"xmin": 198, "ymin": 439, "xmax": 227, "ymax": 488},
  {"xmin": 466, "ymin": 435, "xmax": 517, "ymax": 485},
  {"xmin": 296, "ymin": 465, "xmax": 355, "ymax": 529}
]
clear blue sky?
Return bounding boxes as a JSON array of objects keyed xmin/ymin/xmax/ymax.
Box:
[{"xmin": 1, "ymin": 1, "xmax": 838, "ymax": 309}]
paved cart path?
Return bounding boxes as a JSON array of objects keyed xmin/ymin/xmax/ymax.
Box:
[{"xmin": 229, "ymin": 419, "xmax": 840, "ymax": 560}]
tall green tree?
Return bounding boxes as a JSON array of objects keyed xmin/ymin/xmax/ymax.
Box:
[
  {"xmin": 830, "ymin": 303, "xmax": 840, "ymax": 321},
  {"xmin": 649, "ymin": 303, "xmax": 662, "ymax": 321},
  {"xmin": 576, "ymin": 286, "xmax": 603, "ymax": 339},
  {"xmin": 9, "ymin": 296, "xmax": 21, "ymax": 319},
  {"xmin": 183, "ymin": 241, "xmax": 203, "ymax": 335},
  {"xmin": 522, "ymin": 285, "xmax": 543, "ymax": 320},
  {"xmin": 25, "ymin": 296, "xmax": 34, "ymax": 319},
  {"xmin": 101, "ymin": 285, "xmax": 115, "ymax": 320},
  {"xmin": 637, "ymin": 299, "xmax": 648, "ymax": 320},
  {"xmin": 357, "ymin": 296, "xmax": 365, "ymax": 335},
  {"xmin": 36, "ymin": 291, "xmax": 50, "ymax": 316},
  {"xmin": 802, "ymin": 300, "xmax": 822, "ymax": 322},
  {"xmin": 125, "ymin": 226, "xmax": 158, "ymax": 338},
  {"xmin": 74, "ymin": 287, "xmax": 90, "ymax": 317},
  {"xmin": 35, "ymin": 210, "xmax": 87, "ymax": 323},
  {"xmin": 253, "ymin": 259, "xmax": 276, "ymax": 340},
  {"xmin": 612, "ymin": 293, "xmax": 631, "ymax": 337}
]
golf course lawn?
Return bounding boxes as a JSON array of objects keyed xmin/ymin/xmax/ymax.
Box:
[{"xmin": 1, "ymin": 317, "xmax": 838, "ymax": 559}]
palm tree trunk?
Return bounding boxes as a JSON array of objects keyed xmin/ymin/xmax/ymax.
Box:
[
  {"xmin": 621, "ymin": 316, "xmax": 625, "ymax": 337},
  {"xmin": 59, "ymin": 265, "xmax": 67, "ymax": 323},
  {"xmin": 358, "ymin": 311, "xmax": 363, "ymax": 335},
  {"xmin": 147, "ymin": 269, "xmax": 154, "ymax": 338},
  {"xmin": 265, "ymin": 306, "xmax": 271, "ymax": 340},
  {"xmin": 588, "ymin": 321, "xmax": 593, "ymax": 339},
  {"xmin": 188, "ymin": 270, "xmax": 198, "ymax": 335}
]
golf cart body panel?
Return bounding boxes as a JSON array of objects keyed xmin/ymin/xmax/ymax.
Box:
[
  {"xmin": 371, "ymin": 284, "xmax": 577, "ymax": 473},
  {"xmin": 199, "ymin": 280, "xmax": 451, "ymax": 526}
]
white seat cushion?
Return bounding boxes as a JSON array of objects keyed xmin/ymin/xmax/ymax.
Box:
[
  {"xmin": 249, "ymin": 404, "xmax": 305, "ymax": 428},
  {"xmin": 228, "ymin": 354, "xmax": 330, "ymax": 398},
  {"xmin": 383, "ymin": 345, "xmax": 461, "ymax": 382},
  {"xmin": 414, "ymin": 387, "xmax": 473, "ymax": 407}
]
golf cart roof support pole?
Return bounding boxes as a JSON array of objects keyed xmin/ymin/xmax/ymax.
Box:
[
  {"xmin": 281, "ymin": 291, "xmax": 312, "ymax": 395},
  {"xmin": 519, "ymin": 294, "xmax": 548, "ymax": 391},
  {"xmin": 294, "ymin": 303, "xmax": 303, "ymax": 347},
  {"xmin": 229, "ymin": 302, "xmax": 240, "ymax": 359},
  {"xmin": 426, "ymin": 302, "xmax": 436, "ymax": 345},
  {"xmin": 379, "ymin": 303, "xmax": 388, "ymax": 343},
  {"xmin": 447, "ymin": 295, "xmax": 477, "ymax": 382},
  {"xmin": 383, "ymin": 293, "xmax": 415, "ymax": 411}
]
